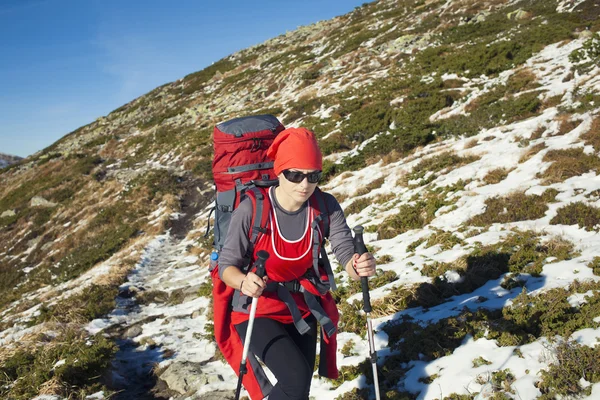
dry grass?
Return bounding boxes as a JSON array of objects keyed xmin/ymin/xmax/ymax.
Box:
[
  {"xmin": 464, "ymin": 139, "xmax": 479, "ymax": 149},
  {"xmin": 483, "ymin": 167, "xmax": 513, "ymax": 184},
  {"xmin": 395, "ymin": 171, "xmax": 409, "ymax": 187},
  {"xmin": 506, "ymin": 68, "xmax": 539, "ymax": 93},
  {"xmin": 519, "ymin": 143, "xmax": 546, "ymax": 163},
  {"xmin": 38, "ymin": 377, "xmax": 66, "ymax": 397},
  {"xmin": 381, "ymin": 149, "xmax": 405, "ymax": 165},
  {"xmin": 544, "ymin": 235, "xmax": 580, "ymax": 259},
  {"xmin": 541, "ymin": 148, "xmax": 600, "ymax": 184},
  {"xmin": 354, "ymin": 177, "xmax": 385, "ymax": 196},
  {"xmin": 554, "ymin": 114, "xmax": 581, "ymax": 136},
  {"xmin": 581, "ymin": 116, "xmax": 600, "ymax": 152},
  {"xmin": 530, "ymin": 125, "xmax": 546, "ymax": 140},
  {"xmin": 542, "ymin": 94, "xmax": 564, "ymax": 110}
]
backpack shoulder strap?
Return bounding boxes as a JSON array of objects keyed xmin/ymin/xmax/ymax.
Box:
[
  {"xmin": 311, "ymin": 187, "xmax": 330, "ymax": 238},
  {"xmin": 244, "ymin": 186, "xmax": 271, "ymax": 264},
  {"xmin": 309, "ymin": 187, "xmax": 336, "ymax": 291}
]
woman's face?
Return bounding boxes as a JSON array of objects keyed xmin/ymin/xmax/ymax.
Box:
[{"xmin": 278, "ymin": 168, "xmax": 319, "ymax": 205}]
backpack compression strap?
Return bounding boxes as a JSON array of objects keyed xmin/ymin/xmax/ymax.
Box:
[
  {"xmin": 310, "ymin": 188, "xmax": 336, "ymax": 292},
  {"xmin": 244, "ymin": 187, "xmax": 271, "ymax": 268}
]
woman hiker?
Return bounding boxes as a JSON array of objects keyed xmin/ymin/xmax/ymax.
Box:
[{"xmin": 215, "ymin": 127, "xmax": 377, "ymax": 400}]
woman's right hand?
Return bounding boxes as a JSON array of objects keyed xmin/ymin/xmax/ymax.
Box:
[{"xmin": 240, "ymin": 271, "xmax": 267, "ymax": 298}]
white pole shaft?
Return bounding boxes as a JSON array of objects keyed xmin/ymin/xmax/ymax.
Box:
[{"xmin": 241, "ymin": 297, "xmax": 259, "ymax": 363}]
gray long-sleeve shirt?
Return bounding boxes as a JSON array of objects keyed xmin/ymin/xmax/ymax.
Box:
[{"xmin": 218, "ymin": 187, "xmax": 355, "ymax": 277}]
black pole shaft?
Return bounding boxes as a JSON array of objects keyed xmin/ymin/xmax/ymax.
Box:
[
  {"xmin": 353, "ymin": 225, "xmax": 372, "ymax": 313},
  {"xmin": 353, "ymin": 225, "xmax": 381, "ymax": 400}
]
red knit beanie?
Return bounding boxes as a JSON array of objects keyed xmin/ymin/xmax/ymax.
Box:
[{"xmin": 267, "ymin": 127, "xmax": 323, "ymax": 175}]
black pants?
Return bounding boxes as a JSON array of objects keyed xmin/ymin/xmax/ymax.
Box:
[{"xmin": 235, "ymin": 315, "xmax": 318, "ymax": 400}]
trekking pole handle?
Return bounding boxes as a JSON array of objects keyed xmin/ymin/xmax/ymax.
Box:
[
  {"xmin": 353, "ymin": 226, "xmax": 372, "ymax": 313},
  {"xmin": 254, "ymin": 250, "xmax": 269, "ymax": 279}
]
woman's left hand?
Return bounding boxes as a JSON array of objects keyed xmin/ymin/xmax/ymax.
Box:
[{"xmin": 352, "ymin": 252, "xmax": 376, "ymax": 277}]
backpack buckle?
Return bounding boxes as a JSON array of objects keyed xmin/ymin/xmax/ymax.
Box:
[{"xmin": 281, "ymin": 280, "xmax": 302, "ymax": 293}]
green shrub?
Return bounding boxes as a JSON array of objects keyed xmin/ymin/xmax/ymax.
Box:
[
  {"xmin": 377, "ymin": 191, "xmax": 454, "ymax": 239},
  {"xmin": 378, "ymin": 231, "xmax": 577, "ymax": 314},
  {"xmin": 344, "ymin": 197, "xmax": 371, "ymax": 216},
  {"xmin": 57, "ymin": 224, "xmax": 139, "ymax": 282},
  {"xmin": 182, "ymin": 57, "xmax": 237, "ymax": 94},
  {"xmin": 491, "ymin": 369, "xmax": 515, "ymax": 394},
  {"xmin": 550, "ymin": 202, "xmax": 600, "ymax": 231},
  {"xmin": 406, "ymin": 152, "xmax": 480, "ymax": 184},
  {"xmin": 0, "ymin": 330, "xmax": 116, "ymax": 399},
  {"xmin": 588, "ymin": 257, "xmax": 600, "ymax": 276},
  {"xmin": 468, "ymin": 189, "xmax": 558, "ymax": 226},
  {"xmin": 538, "ymin": 340, "xmax": 600, "ymax": 399},
  {"xmin": 472, "ymin": 356, "xmax": 492, "ymax": 368},
  {"xmin": 382, "ymin": 280, "xmax": 600, "ymax": 367},
  {"xmin": 569, "ymin": 32, "xmax": 600, "ymax": 74},
  {"xmin": 424, "ymin": 229, "xmax": 465, "ymax": 250},
  {"xmin": 34, "ymin": 284, "xmax": 118, "ymax": 324}
]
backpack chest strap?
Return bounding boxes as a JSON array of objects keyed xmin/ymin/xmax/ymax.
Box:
[{"xmin": 264, "ymin": 281, "xmax": 336, "ymax": 337}]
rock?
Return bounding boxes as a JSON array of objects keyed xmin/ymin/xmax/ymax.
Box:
[
  {"xmin": 159, "ymin": 361, "xmax": 224, "ymax": 394},
  {"xmin": 123, "ymin": 325, "xmax": 143, "ymax": 339},
  {"xmin": 1, "ymin": 209, "xmax": 16, "ymax": 218},
  {"xmin": 138, "ymin": 337, "xmax": 157, "ymax": 348},
  {"xmin": 193, "ymin": 391, "xmax": 235, "ymax": 400},
  {"xmin": 507, "ymin": 9, "xmax": 532, "ymax": 20},
  {"xmin": 30, "ymin": 196, "xmax": 57, "ymax": 208}
]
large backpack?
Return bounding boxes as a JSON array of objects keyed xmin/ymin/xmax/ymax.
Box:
[{"xmin": 208, "ymin": 114, "xmax": 285, "ymax": 259}]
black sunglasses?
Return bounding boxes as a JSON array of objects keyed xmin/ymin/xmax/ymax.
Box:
[{"xmin": 282, "ymin": 169, "xmax": 322, "ymax": 184}]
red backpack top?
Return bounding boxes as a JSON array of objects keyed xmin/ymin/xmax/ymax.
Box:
[{"xmin": 210, "ymin": 114, "xmax": 285, "ymax": 253}]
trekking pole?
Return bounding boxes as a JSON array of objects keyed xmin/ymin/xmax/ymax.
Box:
[
  {"xmin": 235, "ymin": 250, "xmax": 269, "ymax": 400},
  {"xmin": 353, "ymin": 226, "xmax": 381, "ymax": 400}
]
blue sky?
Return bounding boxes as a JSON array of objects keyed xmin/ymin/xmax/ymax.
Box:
[{"xmin": 0, "ymin": 0, "xmax": 369, "ymax": 158}]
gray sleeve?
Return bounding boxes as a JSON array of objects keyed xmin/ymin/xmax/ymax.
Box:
[
  {"xmin": 217, "ymin": 197, "xmax": 253, "ymax": 278},
  {"xmin": 323, "ymin": 192, "xmax": 355, "ymax": 268}
]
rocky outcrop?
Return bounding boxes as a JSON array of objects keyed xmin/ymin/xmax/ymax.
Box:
[
  {"xmin": 0, "ymin": 152, "xmax": 23, "ymax": 168},
  {"xmin": 158, "ymin": 361, "xmax": 228, "ymax": 395},
  {"xmin": 30, "ymin": 196, "xmax": 58, "ymax": 208}
]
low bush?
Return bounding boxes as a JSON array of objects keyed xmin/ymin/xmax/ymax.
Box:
[
  {"xmin": 377, "ymin": 191, "xmax": 455, "ymax": 239},
  {"xmin": 550, "ymin": 202, "xmax": 600, "ymax": 231},
  {"xmin": 537, "ymin": 339, "xmax": 600, "ymax": 399},
  {"xmin": 483, "ymin": 168, "xmax": 511, "ymax": 185},
  {"xmin": 519, "ymin": 143, "xmax": 546, "ymax": 163},
  {"xmin": 406, "ymin": 152, "xmax": 480, "ymax": 185},
  {"xmin": 468, "ymin": 189, "xmax": 558, "ymax": 226},
  {"xmin": 472, "ymin": 356, "xmax": 492, "ymax": 368},
  {"xmin": 376, "ymin": 231, "xmax": 577, "ymax": 315},
  {"xmin": 33, "ymin": 284, "xmax": 118, "ymax": 324},
  {"xmin": 541, "ymin": 148, "xmax": 600, "ymax": 184},
  {"xmin": 588, "ymin": 257, "xmax": 600, "ymax": 276},
  {"xmin": 0, "ymin": 329, "xmax": 117, "ymax": 400},
  {"xmin": 581, "ymin": 116, "xmax": 600, "ymax": 152},
  {"xmin": 383, "ymin": 280, "xmax": 600, "ymax": 370}
]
